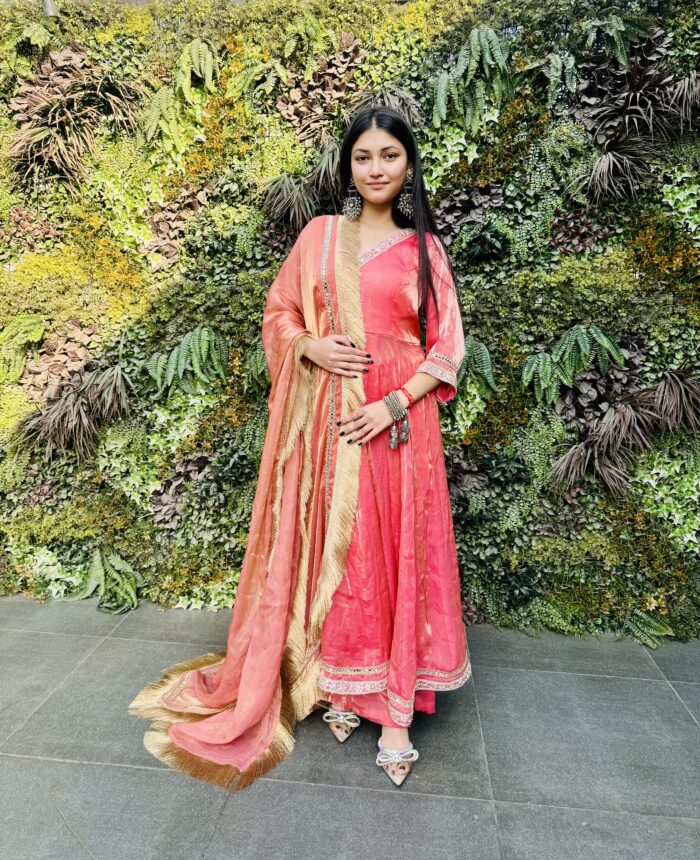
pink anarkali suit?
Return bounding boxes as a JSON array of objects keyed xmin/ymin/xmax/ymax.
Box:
[{"xmin": 128, "ymin": 213, "xmax": 470, "ymax": 791}]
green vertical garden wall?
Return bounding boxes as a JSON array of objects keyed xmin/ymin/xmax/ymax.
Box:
[{"xmin": 0, "ymin": 0, "xmax": 698, "ymax": 645}]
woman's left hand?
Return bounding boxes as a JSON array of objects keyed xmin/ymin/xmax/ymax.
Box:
[{"xmin": 336, "ymin": 399, "xmax": 397, "ymax": 445}]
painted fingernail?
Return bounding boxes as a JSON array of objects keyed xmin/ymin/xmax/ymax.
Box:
[
  {"xmin": 362, "ymin": 368, "xmax": 369, "ymax": 373},
  {"xmin": 350, "ymin": 341, "xmax": 356, "ymax": 347},
  {"xmin": 336, "ymin": 421, "xmax": 340, "ymax": 425},
  {"xmin": 347, "ymin": 438, "xmax": 353, "ymax": 444},
  {"xmin": 339, "ymin": 431, "xmax": 345, "ymax": 436}
]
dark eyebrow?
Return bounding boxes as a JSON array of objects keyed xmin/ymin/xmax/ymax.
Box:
[{"xmin": 353, "ymin": 146, "xmax": 400, "ymax": 153}]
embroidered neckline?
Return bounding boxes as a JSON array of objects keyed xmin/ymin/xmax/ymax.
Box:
[{"xmin": 357, "ymin": 226, "xmax": 417, "ymax": 266}]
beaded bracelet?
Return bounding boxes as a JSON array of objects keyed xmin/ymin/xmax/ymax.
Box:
[{"xmin": 398, "ymin": 386, "xmax": 414, "ymax": 407}]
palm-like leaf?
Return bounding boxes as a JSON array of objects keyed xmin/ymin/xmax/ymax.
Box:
[
  {"xmin": 430, "ymin": 25, "xmax": 513, "ymax": 134},
  {"xmin": 146, "ymin": 325, "xmax": 229, "ymax": 398},
  {"xmin": 60, "ymin": 547, "xmax": 142, "ymax": 614},
  {"xmin": 8, "ymin": 44, "xmax": 145, "ymax": 194},
  {"xmin": 260, "ymin": 173, "xmax": 319, "ymax": 235}
]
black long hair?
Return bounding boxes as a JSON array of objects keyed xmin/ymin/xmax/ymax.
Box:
[{"xmin": 338, "ymin": 105, "xmax": 459, "ymax": 337}]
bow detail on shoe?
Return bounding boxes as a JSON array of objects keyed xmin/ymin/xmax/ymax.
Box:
[
  {"xmin": 375, "ymin": 740, "xmax": 420, "ymax": 766},
  {"xmin": 323, "ymin": 708, "xmax": 361, "ymax": 742},
  {"xmin": 322, "ymin": 708, "xmax": 361, "ymax": 728}
]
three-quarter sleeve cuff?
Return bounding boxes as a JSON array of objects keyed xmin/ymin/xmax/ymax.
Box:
[{"xmin": 416, "ymin": 353, "xmax": 460, "ymax": 403}]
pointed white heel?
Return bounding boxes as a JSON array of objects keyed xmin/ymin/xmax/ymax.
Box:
[
  {"xmin": 375, "ymin": 736, "xmax": 419, "ymax": 786},
  {"xmin": 322, "ymin": 708, "xmax": 361, "ymax": 742}
]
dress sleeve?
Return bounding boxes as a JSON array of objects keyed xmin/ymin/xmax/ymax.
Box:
[
  {"xmin": 415, "ymin": 234, "xmax": 465, "ymax": 403},
  {"xmin": 261, "ymin": 226, "xmax": 315, "ymax": 406}
]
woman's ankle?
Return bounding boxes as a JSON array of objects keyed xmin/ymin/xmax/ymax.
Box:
[{"xmin": 381, "ymin": 725, "xmax": 410, "ymax": 750}]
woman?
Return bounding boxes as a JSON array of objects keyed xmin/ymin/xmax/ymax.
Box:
[{"xmin": 128, "ymin": 105, "xmax": 471, "ymax": 791}]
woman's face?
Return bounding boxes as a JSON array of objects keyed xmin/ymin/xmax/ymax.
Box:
[{"xmin": 350, "ymin": 126, "xmax": 411, "ymax": 206}]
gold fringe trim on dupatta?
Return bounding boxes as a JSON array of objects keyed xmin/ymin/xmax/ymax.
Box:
[
  {"xmin": 307, "ymin": 215, "xmax": 365, "ymax": 643},
  {"xmin": 128, "ymin": 216, "xmax": 365, "ymax": 790},
  {"xmin": 279, "ymin": 214, "xmax": 366, "ymax": 719},
  {"xmin": 138, "ymin": 677, "xmax": 298, "ymax": 792},
  {"xmin": 128, "ymin": 333, "xmax": 318, "ymax": 791},
  {"xmin": 128, "ymin": 651, "xmax": 227, "ymax": 724}
]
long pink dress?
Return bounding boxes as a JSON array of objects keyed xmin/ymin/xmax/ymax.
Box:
[{"xmin": 317, "ymin": 226, "xmax": 472, "ymax": 728}]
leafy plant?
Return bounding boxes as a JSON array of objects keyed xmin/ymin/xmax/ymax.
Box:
[
  {"xmin": 574, "ymin": 27, "xmax": 699, "ymax": 200},
  {"xmin": 521, "ymin": 51, "xmax": 577, "ymax": 108},
  {"xmin": 522, "ymin": 324, "xmax": 626, "ymax": 405},
  {"xmin": 0, "ymin": 314, "xmax": 45, "ymax": 383},
  {"xmin": 146, "ymin": 325, "xmax": 229, "ymax": 398},
  {"xmin": 60, "ymin": 545, "xmax": 142, "ymax": 613},
  {"xmin": 550, "ymin": 363, "xmax": 700, "ymax": 495},
  {"xmin": 8, "ymin": 41, "xmax": 145, "ymax": 194},
  {"xmin": 430, "ymin": 25, "xmax": 514, "ymax": 135},
  {"xmin": 174, "ymin": 37, "xmax": 219, "ymax": 102},
  {"xmin": 581, "ymin": 12, "xmax": 656, "ymax": 69},
  {"xmin": 620, "ymin": 606, "xmax": 674, "ymax": 647},
  {"xmin": 225, "ymin": 45, "xmax": 292, "ymax": 109},
  {"xmin": 276, "ymin": 31, "xmax": 367, "ymax": 148},
  {"xmin": 661, "ymin": 168, "xmax": 700, "ymax": 241},
  {"xmin": 461, "ymin": 333, "xmax": 498, "ymax": 392},
  {"xmin": 10, "ymin": 335, "xmax": 136, "ymax": 461},
  {"xmin": 138, "ymin": 38, "xmax": 219, "ymax": 158},
  {"xmin": 260, "ymin": 173, "xmax": 320, "ymax": 235},
  {"xmin": 0, "ymin": 20, "xmax": 54, "ymax": 93}
]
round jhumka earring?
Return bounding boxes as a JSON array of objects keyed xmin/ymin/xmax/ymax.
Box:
[
  {"xmin": 342, "ymin": 177, "xmax": 362, "ymax": 220},
  {"xmin": 396, "ymin": 169, "xmax": 414, "ymax": 218}
]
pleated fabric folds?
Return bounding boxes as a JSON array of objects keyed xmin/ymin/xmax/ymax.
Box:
[{"xmin": 128, "ymin": 214, "xmax": 368, "ymax": 791}]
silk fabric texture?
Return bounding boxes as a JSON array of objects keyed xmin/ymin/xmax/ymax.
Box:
[{"xmin": 128, "ymin": 214, "xmax": 471, "ymax": 792}]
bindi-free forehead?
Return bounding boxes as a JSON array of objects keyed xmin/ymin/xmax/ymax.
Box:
[
  {"xmin": 352, "ymin": 143, "xmax": 402, "ymax": 153},
  {"xmin": 352, "ymin": 129, "xmax": 404, "ymax": 155}
]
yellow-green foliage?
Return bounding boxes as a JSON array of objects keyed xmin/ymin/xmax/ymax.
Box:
[
  {"xmin": 0, "ymin": 384, "xmax": 35, "ymax": 443},
  {"xmin": 508, "ymin": 531, "xmax": 623, "ymax": 573},
  {"xmin": 227, "ymin": 0, "xmax": 391, "ymax": 53},
  {"xmin": 83, "ymin": 136, "xmax": 163, "ymax": 251},
  {"xmin": 92, "ymin": 4, "xmax": 156, "ymax": 43},
  {"xmin": 1, "ymin": 491, "xmax": 135, "ymax": 546},
  {"xmin": 472, "ymin": 247, "xmax": 683, "ymax": 346},
  {"xmin": 0, "ymin": 241, "xmax": 152, "ymax": 339},
  {"xmin": 0, "ymin": 445, "xmax": 31, "ymax": 492},
  {"xmin": 0, "ymin": 125, "xmax": 17, "ymax": 222},
  {"xmin": 358, "ymin": 0, "xmax": 471, "ymax": 87},
  {"xmin": 241, "ymin": 113, "xmax": 309, "ymax": 185}
]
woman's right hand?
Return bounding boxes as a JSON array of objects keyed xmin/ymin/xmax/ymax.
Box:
[{"xmin": 303, "ymin": 334, "xmax": 372, "ymax": 377}]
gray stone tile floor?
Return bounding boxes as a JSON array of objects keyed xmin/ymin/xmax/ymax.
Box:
[{"xmin": 1, "ymin": 593, "xmax": 699, "ymax": 859}]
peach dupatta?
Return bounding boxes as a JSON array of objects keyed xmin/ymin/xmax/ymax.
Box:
[{"xmin": 128, "ymin": 215, "xmax": 366, "ymax": 791}]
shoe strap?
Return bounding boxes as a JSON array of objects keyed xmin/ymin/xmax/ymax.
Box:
[
  {"xmin": 376, "ymin": 738, "xmax": 420, "ymax": 764},
  {"xmin": 322, "ymin": 708, "xmax": 360, "ymax": 728}
]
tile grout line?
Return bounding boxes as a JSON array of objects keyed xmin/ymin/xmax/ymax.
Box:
[
  {"xmin": 0, "ymin": 625, "xmax": 226, "ymax": 650},
  {"xmin": 1, "ymin": 623, "xmax": 694, "ymax": 684},
  {"xmin": 642, "ymin": 646, "xmax": 700, "ymax": 728},
  {"xmin": 3, "ymin": 752, "xmax": 700, "ymax": 823},
  {"xmin": 197, "ymin": 791, "xmax": 233, "ymax": 860},
  {"xmin": 49, "ymin": 781, "xmax": 100, "ymax": 860},
  {"xmin": 0, "ymin": 751, "xmax": 171, "ymax": 772},
  {"xmin": 471, "ymin": 663, "xmax": 691, "ymax": 683},
  {"xmin": 469, "ymin": 675, "xmax": 505, "ymax": 860},
  {"xmin": 0, "ymin": 612, "xmax": 130, "ymax": 751}
]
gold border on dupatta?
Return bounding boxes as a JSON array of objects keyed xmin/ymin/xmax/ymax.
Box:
[
  {"xmin": 127, "ymin": 320, "xmax": 319, "ymax": 792},
  {"xmin": 307, "ymin": 213, "xmax": 365, "ymax": 640},
  {"xmin": 283, "ymin": 213, "xmax": 366, "ymax": 720},
  {"xmin": 128, "ymin": 215, "xmax": 366, "ymax": 792}
]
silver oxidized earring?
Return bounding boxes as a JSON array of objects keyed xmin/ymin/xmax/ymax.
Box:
[
  {"xmin": 396, "ymin": 169, "xmax": 414, "ymax": 218},
  {"xmin": 342, "ymin": 177, "xmax": 362, "ymax": 220}
]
